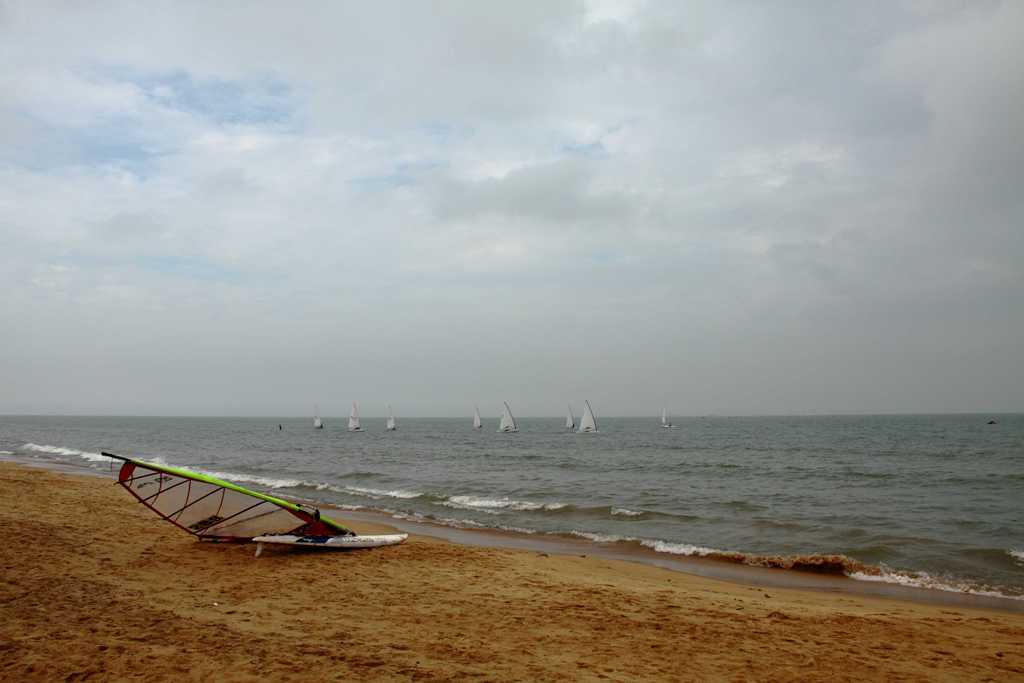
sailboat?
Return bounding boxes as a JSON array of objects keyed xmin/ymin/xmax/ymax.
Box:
[
  {"xmin": 473, "ymin": 405, "xmax": 482, "ymax": 430},
  {"xmin": 348, "ymin": 402, "xmax": 362, "ymax": 432},
  {"xmin": 498, "ymin": 401, "xmax": 518, "ymax": 433},
  {"xmin": 385, "ymin": 404, "xmax": 397, "ymax": 431},
  {"xmin": 577, "ymin": 400, "xmax": 598, "ymax": 433},
  {"xmin": 313, "ymin": 404, "xmax": 324, "ymax": 430},
  {"xmin": 661, "ymin": 407, "xmax": 674, "ymax": 429},
  {"xmin": 565, "ymin": 405, "xmax": 576, "ymax": 431}
]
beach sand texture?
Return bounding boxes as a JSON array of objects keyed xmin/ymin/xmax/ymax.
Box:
[{"xmin": 1, "ymin": 463, "xmax": 1022, "ymax": 681}]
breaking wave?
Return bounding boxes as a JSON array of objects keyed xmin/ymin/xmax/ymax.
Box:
[
  {"xmin": 191, "ymin": 471, "xmax": 424, "ymax": 501},
  {"xmin": 570, "ymin": 531, "xmax": 637, "ymax": 544},
  {"xmin": 343, "ymin": 485, "xmax": 423, "ymax": 500},
  {"xmin": 443, "ymin": 495, "xmax": 568, "ymax": 513},
  {"xmin": 20, "ymin": 443, "xmax": 111, "ymax": 463},
  {"xmin": 196, "ymin": 469, "xmax": 312, "ymax": 490},
  {"xmin": 848, "ymin": 568, "xmax": 1024, "ymax": 601},
  {"xmin": 565, "ymin": 530, "xmax": 1024, "ymax": 599},
  {"xmin": 1010, "ymin": 549, "xmax": 1024, "ymax": 563}
]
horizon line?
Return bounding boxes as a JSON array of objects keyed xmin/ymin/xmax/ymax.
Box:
[{"xmin": 1, "ymin": 411, "xmax": 1018, "ymax": 419}]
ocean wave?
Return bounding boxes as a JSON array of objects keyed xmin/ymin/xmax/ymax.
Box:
[
  {"xmin": 639, "ymin": 539, "xmax": 721, "ymax": 556},
  {"xmin": 611, "ymin": 507, "xmax": 645, "ymax": 517},
  {"xmin": 569, "ymin": 531, "xmax": 886, "ymax": 575},
  {"xmin": 185, "ymin": 471, "xmax": 423, "ymax": 501},
  {"xmin": 21, "ymin": 443, "xmax": 111, "ymax": 463},
  {"xmin": 443, "ymin": 495, "xmax": 567, "ymax": 513},
  {"xmin": 344, "ymin": 485, "xmax": 423, "ymax": 500},
  {"xmin": 570, "ymin": 531, "xmax": 637, "ymax": 544},
  {"xmin": 1010, "ymin": 549, "xmax": 1024, "ymax": 563},
  {"xmin": 434, "ymin": 515, "xmax": 487, "ymax": 528},
  {"xmin": 496, "ymin": 524, "xmax": 539, "ymax": 535},
  {"xmin": 0, "ymin": 450, "xmax": 13, "ymax": 455},
  {"xmin": 840, "ymin": 469, "xmax": 894, "ymax": 480},
  {"xmin": 715, "ymin": 499, "xmax": 768, "ymax": 512},
  {"xmin": 334, "ymin": 471, "xmax": 386, "ymax": 480},
  {"xmin": 565, "ymin": 529, "xmax": 1024, "ymax": 599},
  {"xmin": 848, "ymin": 568, "xmax": 1024, "ymax": 601},
  {"xmin": 197, "ymin": 469, "xmax": 311, "ymax": 490}
]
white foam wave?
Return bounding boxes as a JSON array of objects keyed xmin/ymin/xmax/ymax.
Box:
[
  {"xmin": 611, "ymin": 507, "xmax": 644, "ymax": 517},
  {"xmin": 570, "ymin": 530, "xmax": 637, "ymax": 544},
  {"xmin": 197, "ymin": 469, "xmax": 308, "ymax": 490},
  {"xmin": 0, "ymin": 450, "xmax": 13, "ymax": 455},
  {"xmin": 1010, "ymin": 549, "xmax": 1024, "ymax": 563},
  {"xmin": 639, "ymin": 539, "xmax": 720, "ymax": 556},
  {"xmin": 435, "ymin": 516, "xmax": 487, "ymax": 529},
  {"xmin": 21, "ymin": 443, "xmax": 111, "ymax": 462},
  {"xmin": 444, "ymin": 495, "xmax": 567, "ymax": 513},
  {"xmin": 848, "ymin": 568, "xmax": 1024, "ymax": 601},
  {"xmin": 569, "ymin": 530, "xmax": 721, "ymax": 557},
  {"xmin": 344, "ymin": 485, "xmax": 422, "ymax": 500}
]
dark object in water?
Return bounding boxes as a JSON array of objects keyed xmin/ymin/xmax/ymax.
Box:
[{"xmin": 987, "ymin": 419, "xmax": 997, "ymax": 425}]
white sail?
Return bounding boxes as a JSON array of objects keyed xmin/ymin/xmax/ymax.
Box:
[
  {"xmin": 498, "ymin": 401, "xmax": 518, "ymax": 433},
  {"xmin": 578, "ymin": 400, "xmax": 598, "ymax": 433},
  {"xmin": 566, "ymin": 405, "xmax": 575, "ymax": 430},
  {"xmin": 661, "ymin": 407, "xmax": 672, "ymax": 428},
  {"xmin": 473, "ymin": 405, "xmax": 482, "ymax": 430},
  {"xmin": 313, "ymin": 404, "xmax": 323, "ymax": 429},
  {"xmin": 385, "ymin": 404, "xmax": 397, "ymax": 431},
  {"xmin": 348, "ymin": 402, "xmax": 362, "ymax": 431}
]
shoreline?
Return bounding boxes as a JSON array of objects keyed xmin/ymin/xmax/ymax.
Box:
[
  {"xmin": 332, "ymin": 507, "xmax": 1024, "ymax": 614},
  {"xmin": 2, "ymin": 461, "xmax": 1023, "ymax": 680},
  {"xmin": 5, "ymin": 454, "xmax": 1022, "ymax": 614}
]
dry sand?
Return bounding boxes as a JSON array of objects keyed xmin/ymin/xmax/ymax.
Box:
[{"xmin": 1, "ymin": 462, "xmax": 1022, "ymax": 682}]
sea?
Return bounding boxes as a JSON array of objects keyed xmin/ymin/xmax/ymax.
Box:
[{"xmin": 2, "ymin": 413, "xmax": 1022, "ymax": 601}]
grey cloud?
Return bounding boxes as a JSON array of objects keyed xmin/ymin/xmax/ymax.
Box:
[{"xmin": 1, "ymin": 1, "xmax": 1021, "ymax": 416}]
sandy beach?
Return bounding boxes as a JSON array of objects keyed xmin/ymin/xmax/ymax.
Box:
[{"xmin": 1, "ymin": 462, "xmax": 1022, "ymax": 681}]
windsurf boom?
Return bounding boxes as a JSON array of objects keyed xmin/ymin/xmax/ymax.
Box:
[{"xmin": 104, "ymin": 452, "xmax": 354, "ymax": 542}]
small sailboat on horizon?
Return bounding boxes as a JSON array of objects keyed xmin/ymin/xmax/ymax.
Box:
[
  {"xmin": 348, "ymin": 402, "xmax": 362, "ymax": 432},
  {"xmin": 498, "ymin": 401, "xmax": 518, "ymax": 433},
  {"xmin": 661, "ymin": 407, "xmax": 674, "ymax": 429},
  {"xmin": 578, "ymin": 400, "xmax": 598, "ymax": 433},
  {"xmin": 313, "ymin": 404, "xmax": 324, "ymax": 430},
  {"xmin": 385, "ymin": 404, "xmax": 397, "ymax": 431},
  {"xmin": 473, "ymin": 405, "xmax": 482, "ymax": 430},
  {"xmin": 566, "ymin": 404, "xmax": 576, "ymax": 431}
]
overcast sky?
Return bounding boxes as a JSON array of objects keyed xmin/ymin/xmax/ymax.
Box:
[{"xmin": 1, "ymin": 1, "xmax": 1022, "ymax": 417}]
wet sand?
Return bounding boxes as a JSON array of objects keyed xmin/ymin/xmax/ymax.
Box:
[{"xmin": 1, "ymin": 463, "xmax": 1022, "ymax": 681}]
